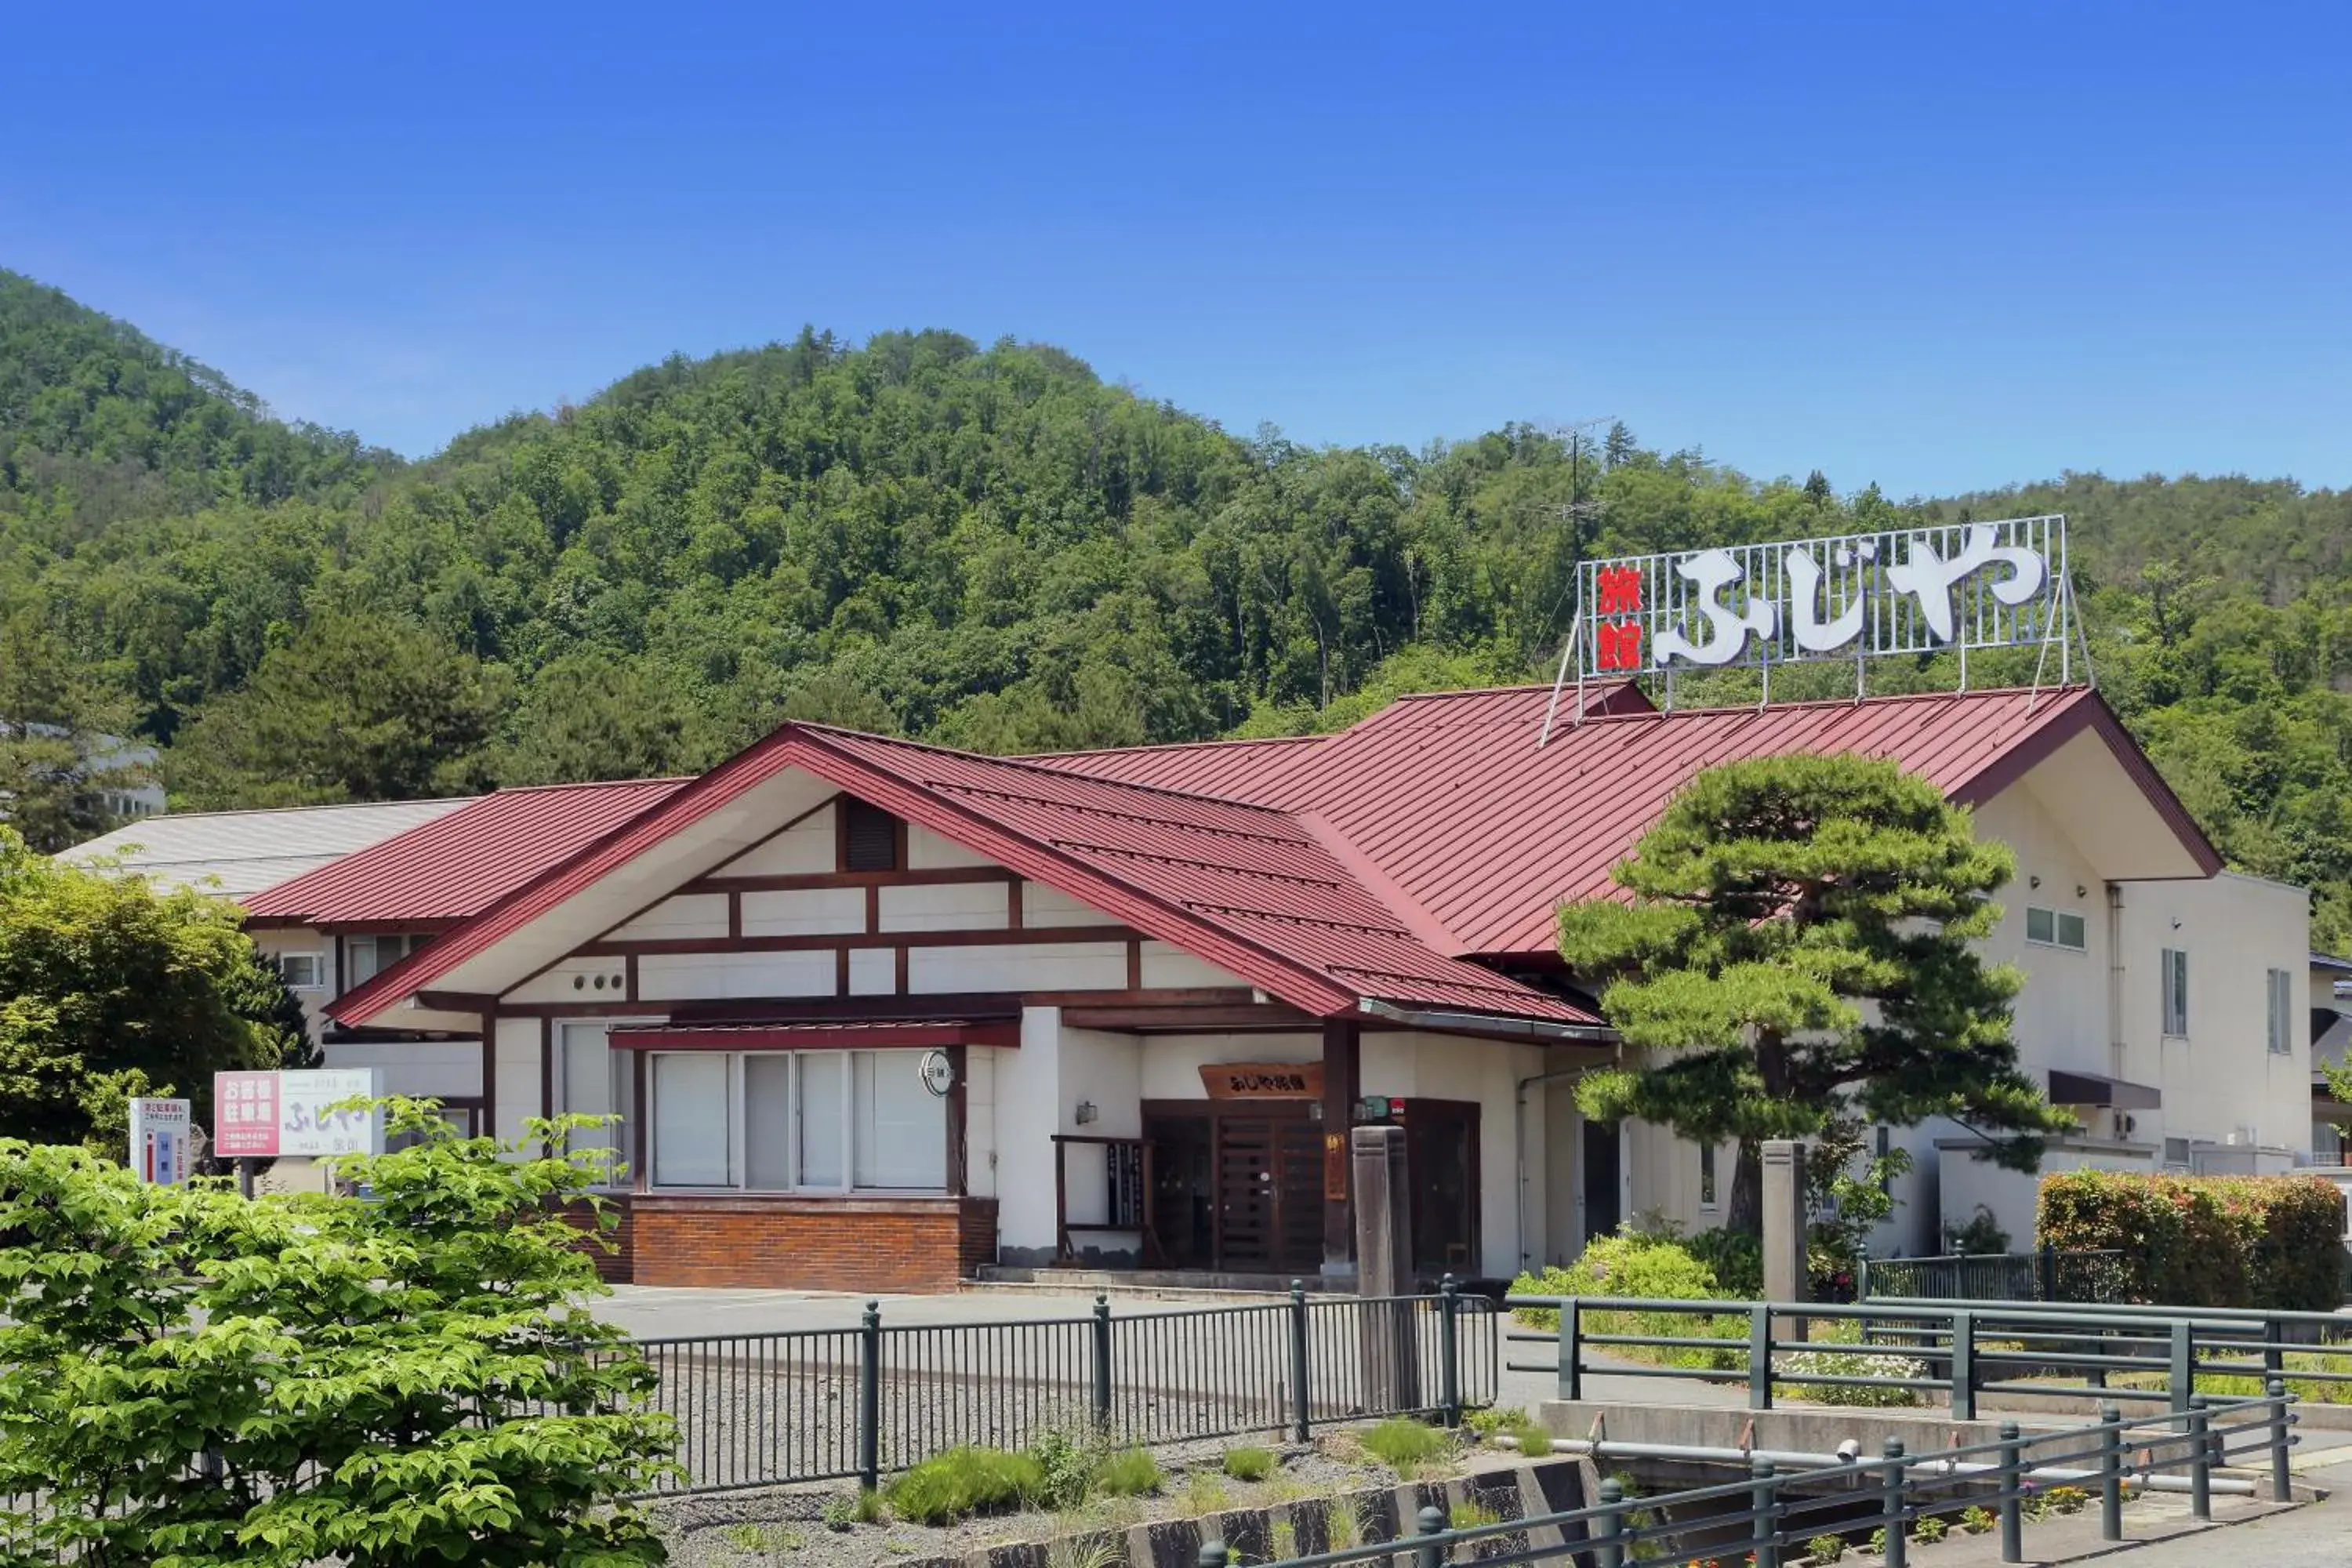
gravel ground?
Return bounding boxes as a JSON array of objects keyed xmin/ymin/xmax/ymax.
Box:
[{"xmin": 647, "ymin": 1429, "xmax": 1541, "ymax": 1568}]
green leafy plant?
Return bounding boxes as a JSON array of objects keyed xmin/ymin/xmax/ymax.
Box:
[
  {"xmin": 1864, "ymin": 1527, "xmax": 1886, "ymax": 1556},
  {"xmin": 884, "ymin": 1446, "xmax": 1046, "ymax": 1526},
  {"xmin": 1178, "ymin": 1468, "xmax": 1231, "ymax": 1519},
  {"xmin": 722, "ymin": 1521, "xmax": 806, "ymax": 1555},
  {"xmin": 1774, "ymin": 1319, "xmax": 1928, "ymax": 1407},
  {"xmin": 1504, "ymin": 1414, "xmax": 1552, "ymax": 1457},
  {"xmin": 1959, "ymin": 1505, "xmax": 1996, "ymax": 1535},
  {"xmin": 1806, "ymin": 1534, "xmax": 1846, "ymax": 1563},
  {"xmin": 1910, "ymin": 1514, "xmax": 1947, "ymax": 1543},
  {"xmin": 1510, "ymin": 1232, "xmax": 1744, "ymax": 1373},
  {"xmin": 1223, "ymin": 1445, "xmax": 1277, "ymax": 1482},
  {"xmin": 1096, "ymin": 1446, "xmax": 1164, "ymax": 1497},
  {"xmin": 0, "ymin": 1100, "xmax": 678, "ymax": 1566},
  {"xmin": 1359, "ymin": 1417, "xmax": 1448, "ymax": 1472},
  {"xmin": 1031, "ymin": 1424, "xmax": 1100, "ymax": 1509},
  {"xmin": 1944, "ymin": 1204, "xmax": 2012, "ymax": 1255},
  {"xmin": 2037, "ymin": 1169, "xmax": 2347, "ymax": 1311}
]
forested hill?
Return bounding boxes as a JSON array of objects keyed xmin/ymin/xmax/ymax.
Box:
[{"xmin": 7, "ymin": 270, "xmax": 2352, "ymax": 940}]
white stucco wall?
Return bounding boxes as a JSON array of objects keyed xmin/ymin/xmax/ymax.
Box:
[
  {"xmin": 715, "ymin": 802, "xmax": 836, "ymax": 875},
  {"xmin": 321, "ymin": 1037, "xmax": 483, "ymax": 1101},
  {"xmin": 492, "ymin": 1016, "xmax": 542, "ymax": 1145}
]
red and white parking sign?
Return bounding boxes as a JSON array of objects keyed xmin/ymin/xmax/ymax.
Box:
[{"xmin": 211, "ymin": 1069, "xmax": 383, "ymax": 1158}]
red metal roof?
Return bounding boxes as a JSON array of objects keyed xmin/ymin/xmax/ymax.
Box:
[
  {"xmin": 332, "ymin": 725, "xmax": 1603, "ymax": 1029},
  {"xmin": 319, "ymin": 679, "xmax": 2215, "ymax": 1033},
  {"xmin": 1263, "ymin": 684, "xmax": 2216, "ymax": 956},
  {"xmin": 1025, "ymin": 734, "xmax": 1334, "ymax": 808},
  {"xmin": 245, "ymin": 777, "xmax": 689, "ymax": 927}
]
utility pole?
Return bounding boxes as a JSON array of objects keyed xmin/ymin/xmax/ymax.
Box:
[{"xmin": 1544, "ymin": 415, "xmax": 1617, "ymax": 636}]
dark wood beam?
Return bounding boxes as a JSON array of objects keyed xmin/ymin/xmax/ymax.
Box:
[
  {"xmin": 1062, "ymin": 1004, "xmax": 1316, "ymax": 1032},
  {"xmin": 1321, "ymin": 1017, "xmax": 1360, "ymax": 1275}
]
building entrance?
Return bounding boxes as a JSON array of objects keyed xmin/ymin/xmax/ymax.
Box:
[{"xmin": 1144, "ymin": 1102, "xmax": 1323, "ymax": 1274}]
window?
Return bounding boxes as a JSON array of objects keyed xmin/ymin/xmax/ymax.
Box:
[
  {"xmin": 347, "ymin": 931, "xmax": 431, "ymax": 985},
  {"xmin": 2267, "ymin": 967, "xmax": 2295, "ymax": 1055},
  {"xmin": 842, "ymin": 798, "xmax": 901, "ymax": 872},
  {"xmin": 2024, "ymin": 906, "xmax": 2087, "ymax": 951},
  {"xmin": 1697, "ymin": 1143, "xmax": 1717, "ymax": 1209},
  {"xmin": 639, "ymin": 1049, "xmax": 945, "ymax": 1192},
  {"xmin": 558, "ymin": 1020, "xmax": 638, "ymax": 1182},
  {"xmin": 2162, "ymin": 1135, "xmax": 2192, "ymax": 1171},
  {"xmin": 2160, "ymin": 948, "xmax": 2189, "ymax": 1036},
  {"xmin": 273, "ymin": 952, "xmax": 326, "ymax": 991}
]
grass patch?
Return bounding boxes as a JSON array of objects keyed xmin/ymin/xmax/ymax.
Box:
[
  {"xmin": 1450, "ymin": 1497, "xmax": 1503, "ymax": 1530},
  {"xmin": 1177, "ymin": 1468, "xmax": 1231, "ymax": 1518},
  {"xmin": 884, "ymin": 1446, "xmax": 1044, "ymax": 1526},
  {"xmin": 1096, "ymin": 1447, "xmax": 1164, "ymax": 1498},
  {"xmin": 720, "ymin": 1522, "xmax": 805, "ymax": 1555},
  {"xmin": 1359, "ymin": 1417, "xmax": 1449, "ymax": 1472},
  {"xmin": 1222, "ymin": 1445, "xmax": 1277, "ymax": 1483},
  {"xmin": 820, "ymin": 1490, "xmax": 884, "ymax": 1530}
]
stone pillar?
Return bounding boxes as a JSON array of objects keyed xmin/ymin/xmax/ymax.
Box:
[
  {"xmin": 1352, "ymin": 1124, "xmax": 1420, "ymax": 1408},
  {"xmin": 1762, "ymin": 1138, "xmax": 1809, "ymax": 1335},
  {"xmin": 1321, "ymin": 1020, "xmax": 1360, "ymax": 1278}
]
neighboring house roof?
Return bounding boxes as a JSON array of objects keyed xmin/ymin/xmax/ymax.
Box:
[
  {"xmin": 2311, "ymin": 951, "xmax": 2352, "ymax": 975},
  {"xmin": 58, "ymin": 797, "xmax": 474, "ymax": 898},
  {"xmin": 331, "ymin": 724, "xmax": 1606, "ymax": 1029},
  {"xmin": 245, "ymin": 778, "xmax": 690, "ymax": 927}
]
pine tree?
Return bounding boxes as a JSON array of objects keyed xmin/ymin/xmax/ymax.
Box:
[{"xmin": 1558, "ymin": 753, "xmax": 2074, "ymax": 1233}]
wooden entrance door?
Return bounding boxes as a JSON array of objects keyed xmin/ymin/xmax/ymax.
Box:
[
  {"xmin": 1213, "ymin": 1112, "xmax": 1323, "ymax": 1273},
  {"xmin": 1148, "ymin": 1102, "xmax": 1323, "ymax": 1274},
  {"xmin": 1404, "ymin": 1099, "xmax": 1481, "ymax": 1277}
]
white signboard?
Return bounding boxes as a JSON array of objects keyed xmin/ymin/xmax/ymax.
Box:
[
  {"xmin": 212, "ymin": 1069, "xmax": 385, "ymax": 1159},
  {"xmin": 128, "ymin": 1097, "xmax": 192, "ymax": 1185},
  {"xmin": 1580, "ymin": 514, "xmax": 2067, "ymax": 680}
]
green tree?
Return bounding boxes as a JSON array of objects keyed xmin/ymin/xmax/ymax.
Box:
[
  {"xmin": 0, "ymin": 614, "xmax": 147, "ymax": 851},
  {"xmin": 168, "ymin": 609, "xmax": 506, "ymax": 805},
  {"xmin": 0, "ymin": 828, "xmax": 301, "ymax": 1150},
  {"xmin": 0, "ymin": 1102, "xmax": 677, "ymax": 1566},
  {"xmin": 1558, "ymin": 753, "xmax": 2072, "ymax": 1233}
]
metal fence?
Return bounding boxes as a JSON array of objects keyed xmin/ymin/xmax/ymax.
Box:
[
  {"xmin": 638, "ymin": 1283, "xmax": 1498, "ymax": 1494},
  {"xmin": 1204, "ymin": 1386, "xmax": 2300, "ymax": 1568},
  {"xmin": 1856, "ymin": 1248, "xmax": 2129, "ymax": 1304},
  {"xmin": 1509, "ymin": 1290, "xmax": 2352, "ymax": 1419}
]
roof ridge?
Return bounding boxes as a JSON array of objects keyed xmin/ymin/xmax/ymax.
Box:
[
  {"xmin": 487, "ymin": 775, "xmax": 694, "ymax": 796},
  {"xmin": 811, "ymin": 723, "xmax": 1310, "ymax": 818},
  {"xmin": 78, "ymin": 796, "xmax": 477, "ymax": 825}
]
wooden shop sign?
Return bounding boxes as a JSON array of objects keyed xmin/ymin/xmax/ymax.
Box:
[{"xmin": 1198, "ymin": 1062, "xmax": 1324, "ymax": 1100}]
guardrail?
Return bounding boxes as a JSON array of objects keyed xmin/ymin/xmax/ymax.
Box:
[
  {"xmin": 640, "ymin": 1282, "xmax": 1497, "ymax": 1494},
  {"xmin": 1857, "ymin": 1248, "xmax": 2129, "ymax": 1304},
  {"xmin": 1507, "ymin": 1292, "xmax": 2352, "ymax": 1418},
  {"xmin": 1203, "ymin": 1387, "xmax": 2300, "ymax": 1568}
]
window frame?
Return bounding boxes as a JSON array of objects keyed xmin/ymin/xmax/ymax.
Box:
[
  {"xmin": 2267, "ymin": 967, "xmax": 2295, "ymax": 1056},
  {"xmin": 2160, "ymin": 947, "xmax": 2190, "ymax": 1037},
  {"xmin": 2024, "ymin": 906, "xmax": 2087, "ymax": 953},
  {"xmin": 273, "ymin": 950, "xmax": 328, "ymax": 992},
  {"xmin": 637, "ymin": 1047, "xmax": 947, "ymax": 1196}
]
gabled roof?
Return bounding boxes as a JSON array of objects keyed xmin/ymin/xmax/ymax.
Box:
[
  {"xmin": 331, "ymin": 725, "xmax": 1602, "ymax": 1029},
  {"xmin": 1038, "ymin": 684, "xmax": 2220, "ymax": 957},
  {"xmin": 1025, "ymin": 734, "xmax": 1334, "ymax": 809},
  {"xmin": 59, "ymin": 797, "xmax": 473, "ymax": 898},
  {"xmin": 245, "ymin": 777, "xmax": 688, "ymax": 927}
]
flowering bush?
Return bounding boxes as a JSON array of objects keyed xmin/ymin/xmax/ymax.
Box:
[
  {"xmin": 1510, "ymin": 1232, "xmax": 1744, "ymax": 1371},
  {"xmin": 1775, "ymin": 1341, "xmax": 1928, "ymax": 1407}
]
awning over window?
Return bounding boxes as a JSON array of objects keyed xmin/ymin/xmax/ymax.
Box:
[
  {"xmin": 607, "ymin": 1018, "xmax": 1019, "ymax": 1051},
  {"xmin": 2047, "ymin": 1069, "xmax": 2161, "ymax": 1110}
]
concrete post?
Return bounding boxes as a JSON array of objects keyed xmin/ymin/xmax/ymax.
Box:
[
  {"xmin": 1352, "ymin": 1124, "xmax": 1418, "ymax": 1410},
  {"xmin": 1761, "ymin": 1139, "xmax": 1808, "ymax": 1335}
]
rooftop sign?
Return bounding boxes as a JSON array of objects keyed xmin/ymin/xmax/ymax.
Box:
[{"xmin": 1577, "ymin": 514, "xmax": 2069, "ymax": 681}]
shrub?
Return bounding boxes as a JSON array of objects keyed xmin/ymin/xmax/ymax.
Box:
[
  {"xmin": 1911, "ymin": 1515, "xmax": 1947, "ymax": 1543},
  {"xmin": 1806, "ymin": 1532, "xmax": 1846, "ymax": 1562},
  {"xmin": 1511, "ymin": 1232, "xmax": 1744, "ymax": 1371},
  {"xmin": 2037, "ymin": 1170, "xmax": 2347, "ymax": 1310},
  {"xmin": 1098, "ymin": 1447, "xmax": 1163, "ymax": 1497},
  {"xmin": 1221, "ymin": 1445, "xmax": 1276, "ymax": 1482},
  {"xmin": 0, "ymin": 1103, "xmax": 677, "ymax": 1566},
  {"xmin": 1359, "ymin": 1417, "xmax": 1448, "ymax": 1470},
  {"xmin": 885, "ymin": 1446, "xmax": 1045, "ymax": 1525},
  {"xmin": 1959, "ymin": 1505, "xmax": 1995, "ymax": 1534}
]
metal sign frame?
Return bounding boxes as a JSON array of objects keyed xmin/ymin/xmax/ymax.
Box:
[{"xmin": 1540, "ymin": 514, "xmax": 2089, "ymax": 742}]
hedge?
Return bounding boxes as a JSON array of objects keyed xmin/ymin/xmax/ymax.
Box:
[{"xmin": 2035, "ymin": 1170, "xmax": 2347, "ymax": 1312}]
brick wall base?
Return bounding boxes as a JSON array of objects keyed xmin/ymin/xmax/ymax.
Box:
[
  {"xmin": 615, "ymin": 1194, "xmax": 998, "ymax": 1291},
  {"xmin": 556, "ymin": 1196, "xmax": 635, "ymax": 1283}
]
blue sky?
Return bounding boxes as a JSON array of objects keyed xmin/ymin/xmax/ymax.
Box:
[{"xmin": 5, "ymin": 1, "xmax": 2346, "ymax": 495}]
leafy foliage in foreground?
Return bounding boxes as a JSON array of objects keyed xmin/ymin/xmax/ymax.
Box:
[
  {"xmin": 0, "ymin": 1102, "xmax": 677, "ymax": 1566},
  {"xmin": 2035, "ymin": 1168, "xmax": 2347, "ymax": 1311}
]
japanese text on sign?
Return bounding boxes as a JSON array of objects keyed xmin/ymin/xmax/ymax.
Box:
[{"xmin": 1582, "ymin": 515, "xmax": 2066, "ymax": 678}]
